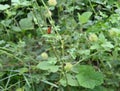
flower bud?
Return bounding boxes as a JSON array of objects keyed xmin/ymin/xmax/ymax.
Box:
[
  {"xmin": 64, "ymin": 63, "xmax": 73, "ymax": 71},
  {"xmin": 89, "ymin": 33, "xmax": 98, "ymax": 42},
  {"xmin": 16, "ymin": 87, "xmax": 24, "ymax": 91},
  {"xmin": 109, "ymin": 28, "xmax": 120, "ymax": 37},
  {"xmin": 48, "ymin": 0, "xmax": 57, "ymax": 6},
  {"xmin": 45, "ymin": 10, "xmax": 52, "ymax": 18},
  {"xmin": 41, "ymin": 52, "xmax": 48, "ymax": 60}
]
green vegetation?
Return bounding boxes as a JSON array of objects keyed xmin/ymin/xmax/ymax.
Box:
[{"xmin": 0, "ymin": 0, "xmax": 120, "ymax": 91}]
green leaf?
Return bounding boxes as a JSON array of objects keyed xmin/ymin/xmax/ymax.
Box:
[
  {"xmin": 0, "ymin": 40, "xmax": 5, "ymax": 45},
  {"xmin": 19, "ymin": 18, "xmax": 34, "ymax": 30},
  {"xmin": 99, "ymin": 11, "xmax": 108, "ymax": 18},
  {"xmin": 76, "ymin": 65, "xmax": 104, "ymax": 89},
  {"xmin": 71, "ymin": 64, "xmax": 80, "ymax": 73},
  {"xmin": 0, "ymin": 4, "xmax": 10, "ymax": 10},
  {"xmin": 65, "ymin": 17, "xmax": 77, "ymax": 30},
  {"xmin": 16, "ymin": 87, "xmax": 24, "ymax": 91},
  {"xmin": 90, "ymin": 44, "xmax": 101, "ymax": 50},
  {"xmin": 101, "ymin": 42, "xmax": 114, "ymax": 49},
  {"xmin": 91, "ymin": 0, "xmax": 105, "ymax": 4},
  {"xmin": 98, "ymin": 33, "xmax": 107, "ymax": 42},
  {"xmin": 78, "ymin": 49, "xmax": 90, "ymax": 55},
  {"xmin": 12, "ymin": 26, "xmax": 21, "ymax": 32},
  {"xmin": 48, "ymin": 57, "xmax": 57, "ymax": 64},
  {"xmin": 68, "ymin": 48, "xmax": 76, "ymax": 59},
  {"xmin": 88, "ymin": 86, "xmax": 107, "ymax": 91},
  {"xmin": 12, "ymin": 0, "xmax": 20, "ymax": 5},
  {"xmin": 0, "ymin": 72, "xmax": 5, "ymax": 77},
  {"xmin": 59, "ymin": 77, "xmax": 67, "ymax": 87},
  {"xmin": 0, "ymin": 63, "xmax": 2, "ymax": 69},
  {"xmin": 42, "ymin": 34, "xmax": 62, "ymax": 40},
  {"xmin": 60, "ymin": 73, "xmax": 79, "ymax": 87},
  {"xmin": 67, "ymin": 73, "xmax": 79, "ymax": 86},
  {"xmin": 36, "ymin": 61, "xmax": 59, "ymax": 72},
  {"xmin": 78, "ymin": 12, "xmax": 92, "ymax": 24},
  {"xmin": 19, "ymin": 68, "xmax": 28, "ymax": 75}
]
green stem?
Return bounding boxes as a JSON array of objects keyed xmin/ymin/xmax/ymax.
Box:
[
  {"xmin": 5, "ymin": 69, "xmax": 13, "ymax": 90},
  {"xmin": 60, "ymin": 40, "xmax": 69, "ymax": 89},
  {"xmin": 74, "ymin": 50, "xmax": 101, "ymax": 66},
  {"xmin": 32, "ymin": 0, "xmax": 44, "ymax": 34},
  {"xmin": 88, "ymin": 0, "xmax": 97, "ymax": 15},
  {"xmin": 50, "ymin": 43, "xmax": 60, "ymax": 61},
  {"xmin": 61, "ymin": 40, "xmax": 64, "ymax": 57},
  {"xmin": 41, "ymin": 0, "xmax": 61, "ymax": 36},
  {"xmin": 40, "ymin": 0, "xmax": 69, "ymax": 89}
]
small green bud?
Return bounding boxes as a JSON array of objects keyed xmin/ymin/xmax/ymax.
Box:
[
  {"xmin": 64, "ymin": 63, "xmax": 73, "ymax": 71},
  {"xmin": 89, "ymin": 33, "xmax": 98, "ymax": 42},
  {"xmin": 41, "ymin": 52, "xmax": 48, "ymax": 60},
  {"xmin": 48, "ymin": 0, "xmax": 57, "ymax": 6},
  {"xmin": 109, "ymin": 28, "xmax": 120, "ymax": 37}
]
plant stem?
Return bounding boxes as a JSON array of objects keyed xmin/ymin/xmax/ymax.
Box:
[
  {"xmin": 88, "ymin": 0, "xmax": 97, "ymax": 15},
  {"xmin": 74, "ymin": 51, "xmax": 100, "ymax": 66},
  {"xmin": 41, "ymin": 0, "xmax": 61, "ymax": 36}
]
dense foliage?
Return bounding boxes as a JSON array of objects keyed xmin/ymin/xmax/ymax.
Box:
[{"xmin": 0, "ymin": 0, "xmax": 120, "ymax": 91}]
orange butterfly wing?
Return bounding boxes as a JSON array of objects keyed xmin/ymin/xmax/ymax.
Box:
[{"xmin": 47, "ymin": 26, "xmax": 51, "ymax": 34}]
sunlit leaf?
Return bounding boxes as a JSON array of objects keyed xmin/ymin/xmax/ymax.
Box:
[
  {"xmin": 0, "ymin": 4, "xmax": 10, "ymax": 10},
  {"xmin": 78, "ymin": 12, "xmax": 92, "ymax": 24}
]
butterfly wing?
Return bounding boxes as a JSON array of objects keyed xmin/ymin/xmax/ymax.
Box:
[{"xmin": 47, "ymin": 26, "xmax": 51, "ymax": 34}]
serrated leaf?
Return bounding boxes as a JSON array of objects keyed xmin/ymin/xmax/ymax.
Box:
[
  {"xmin": 19, "ymin": 18, "xmax": 34, "ymax": 30},
  {"xmin": 76, "ymin": 65, "xmax": 104, "ymax": 89},
  {"xmin": 78, "ymin": 12, "xmax": 92, "ymax": 24}
]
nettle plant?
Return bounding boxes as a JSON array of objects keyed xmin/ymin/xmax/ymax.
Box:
[{"xmin": 0, "ymin": 0, "xmax": 120, "ymax": 91}]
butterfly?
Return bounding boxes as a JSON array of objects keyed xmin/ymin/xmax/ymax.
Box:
[{"xmin": 47, "ymin": 26, "xmax": 51, "ymax": 34}]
